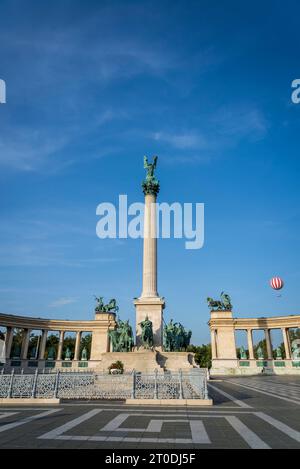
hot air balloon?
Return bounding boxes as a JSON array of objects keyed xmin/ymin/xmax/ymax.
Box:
[{"xmin": 270, "ymin": 277, "xmax": 284, "ymax": 290}]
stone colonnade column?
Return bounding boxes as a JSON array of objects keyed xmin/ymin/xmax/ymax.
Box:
[
  {"xmin": 74, "ymin": 331, "xmax": 82, "ymax": 360},
  {"xmin": 57, "ymin": 330, "xmax": 65, "ymax": 360},
  {"xmin": 210, "ymin": 329, "xmax": 217, "ymax": 359},
  {"xmin": 21, "ymin": 328, "xmax": 31, "ymax": 360},
  {"xmin": 282, "ymin": 327, "xmax": 291, "ymax": 359},
  {"xmin": 39, "ymin": 329, "xmax": 48, "ymax": 359},
  {"xmin": 5, "ymin": 326, "xmax": 14, "ymax": 359},
  {"xmin": 265, "ymin": 328, "xmax": 273, "ymax": 359},
  {"xmin": 247, "ymin": 329, "xmax": 254, "ymax": 359}
]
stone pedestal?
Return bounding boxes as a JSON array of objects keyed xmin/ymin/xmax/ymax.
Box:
[
  {"xmin": 134, "ymin": 297, "xmax": 165, "ymax": 349},
  {"xmin": 89, "ymin": 312, "xmax": 117, "ymax": 360},
  {"xmin": 98, "ymin": 350, "xmax": 160, "ymax": 373}
]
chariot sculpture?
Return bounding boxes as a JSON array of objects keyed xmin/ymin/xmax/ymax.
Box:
[
  {"xmin": 207, "ymin": 292, "xmax": 233, "ymax": 311},
  {"xmin": 95, "ymin": 296, "xmax": 119, "ymax": 313}
]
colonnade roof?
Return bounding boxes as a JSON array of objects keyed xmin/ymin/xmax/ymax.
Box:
[{"xmin": 0, "ymin": 312, "xmax": 116, "ymax": 331}]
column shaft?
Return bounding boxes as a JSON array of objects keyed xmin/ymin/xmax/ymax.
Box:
[
  {"xmin": 141, "ymin": 193, "xmax": 158, "ymax": 298},
  {"xmin": 74, "ymin": 331, "xmax": 81, "ymax": 360},
  {"xmin": 211, "ymin": 329, "xmax": 217, "ymax": 359},
  {"xmin": 57, "ymin": 331, "xmax": 65, "ymax": 360},
  {"xmin": 21, "ymin": 328, "xmax": 31, "ymax": 360},
  {"xmin": 265, "ymin": 329, "xmax": 273, "ymax": 359},
  {"xmin": 5, "ymin": 327, "xmax": 14, "ymax": 359},
  {"xmin": 39, "ymin": 330, "xmax": 48, "ymax": 359},
  {"xmin": 247, "ymin": 329, "xmax": 254, "ymax": 359},
  {"xmin": 282, "ymin": 328, "xmax": 291, "ymax": 359}
]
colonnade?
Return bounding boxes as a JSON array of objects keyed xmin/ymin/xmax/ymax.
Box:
[
  {"xmin": 2, "ymin": 327, "xmax": 87, "ymax": 361},
  {"xmin": 210, "ymin": 326, "xmax": 292, "ymax": 360},
  {"xmin": 0, "ymin": 311, "xmax": 117, "ymax": 367}
]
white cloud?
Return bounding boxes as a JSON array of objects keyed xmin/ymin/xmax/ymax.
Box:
[
  {"xmin": 48, "ymin": 297, "xmax": 77, "ymax": 308},
  {"xmin": 152, "ymin": 131, "xmax": 207, "ymax": 149}
]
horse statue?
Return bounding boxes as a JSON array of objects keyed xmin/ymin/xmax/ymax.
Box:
[
  {"xmin": 104, "ymin": 298, "xmax": 119, "ymax": 313},
  {"xmin": 95, "ymin": 296, "xmax": 105, "ymax": 312},
  {"xmin": 163, "ymin": 320, "xmax": 192, "ymax": 351},
  {"xmin": 139, "ymin": 315, "xmax": 153, "ymax": 349},
  {"xmin": 109, "ymin": 319, "xmax": 134, "ymax": 352},
  {"xmin": 221, "ymin": 292, "xmax": 232, "ymax": 310},
  {"xmin": 207, "ymin": 297, "xmax": 223, "ymax": 311},
  {"xmin": 95, "ymin": 296, "xmax": 119, "ymax": 313},
  {"xmin": 207, "ymin": 292, "xmax": 233, "ymax": 311},
  {"xmin": 118, "ymin": 320, "xmax": 134, "ymax": 352}
]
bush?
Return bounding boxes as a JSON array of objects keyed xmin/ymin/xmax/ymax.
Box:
[{"xmin": 108, "ymin": 360, "xmax": 124, "ymax": 374}]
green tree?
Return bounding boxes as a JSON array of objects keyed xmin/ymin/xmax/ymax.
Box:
[{"xmin": 187, "ymin": 344, "xmax": 212, "ymax": 369}]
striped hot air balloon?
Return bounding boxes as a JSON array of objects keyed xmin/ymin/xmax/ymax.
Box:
[{"xmin": 270, "ymin": 277, "xmax": 284, "ymax": 290}]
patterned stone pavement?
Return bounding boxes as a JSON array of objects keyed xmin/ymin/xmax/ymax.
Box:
[{"xmin": 0, "ymin": 375, "xmax": 300, "ymax": 449}]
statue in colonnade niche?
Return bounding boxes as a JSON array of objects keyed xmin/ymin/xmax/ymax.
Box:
[
  {"xmin": 291, "ymin": 340, "xmax": 300, "ymax": 360},
  {"xmin": 81, "ymin": 347, "xmax": 88, "ymax": 361},
  {"xmin": 256, "ymin": 346, "xmax": 264, "ymax": 359},
  {"xmin": 64, "ymin": 347, "xmax": 71, "ymax": 361},
  {"xmin": 47, "ymin": 346, "xmax": 56, "ymax": 360},
  {"xmin": 239, "ymin": 346, "xmax": 247, "ymax": 359},
  {"xmin": 275, "ymin": 346, "xmax": 283, "ymax": 359}
]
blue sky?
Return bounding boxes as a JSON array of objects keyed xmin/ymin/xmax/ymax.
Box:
[{"xmin": 0, "ymin": 0, "xmax": 300, "ymax": 345}]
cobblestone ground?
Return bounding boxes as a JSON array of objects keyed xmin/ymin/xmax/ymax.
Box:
[{"xmin": 0, "ymin": 375, "xmax": 300, "ymax": 449}]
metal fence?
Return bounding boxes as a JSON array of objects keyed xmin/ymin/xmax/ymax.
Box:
[{"xmin": 0, "ymin": 368, "xmax": 208, "ymax": 400}]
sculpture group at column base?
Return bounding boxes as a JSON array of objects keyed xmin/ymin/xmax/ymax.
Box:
[
  {"xmin": 96, "ymin": 349, "xmax": 196, "ymax": 373},
  {"xmin": 134, "ymin": 296, "xmax": 165, "ymax": 349}
]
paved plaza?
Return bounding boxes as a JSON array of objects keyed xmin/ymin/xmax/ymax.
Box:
[{"xmin": 0, "ymin": 376, "xmax": 300, "ymax": 449}]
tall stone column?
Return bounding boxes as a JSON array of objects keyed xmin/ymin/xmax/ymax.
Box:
[
  {"xmin": 247, "ymin": 329, "xmax": 254, "ymax": 359},
  {"xmin": 74, "ymin": 331, "xmax": 81, "ymax": 361},
  {"xmin": 265, "ymin": 328, "xmax": 273, "ymax": 359},
  {"xmin": 141, "ymin": 193, "xmax": 158, "ymax": 298},
  {"xmin": 21, "ymin": 328, "xmax": 31, "ymax": 360},
  {"xmin": 39, "ymin": 329, "xmax": 48, "ymax": 359},
  {"xmin": 57, "ymin": 330, "xmax": 65, "ymax": 360},
  {"xmin": 5, "ymin": 326, "xmax": 14, "ymax": 359},
  {"xmin": 134, "ymin": 156, "xmax": 165, "ymax": 349},
  {"xmin": 210, "ymin": 329, "xmax": 217, "ymax": 359},
  {"xmin": 282, "ymin": 327, "xmax": 291, "ymax": 359}
]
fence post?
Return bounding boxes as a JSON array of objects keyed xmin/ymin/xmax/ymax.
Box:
[
  {"xmin": 31, "ymin": 369, "xmax": 38, "ymax": 398},
  {"xmin": 53, "ymin": 370, "xmax": 60, "ymax": 398},
  {"xmin": 131, "ymin": 369, "xmax": 136, "ymax": 399},
  {"xmin": 203, "ymin": 372, "xmax": 208, "ymax": 400},
  {"xmin": 8, "ymin": 369, "xmax": 15, "ymax": 398},
  {"xmin": 179, "ymin": 369, "xmax": 183, "ymax": 399},
  {"xmin": 154, "ymin": 369, "xmax": 158, "ymax": 399}
]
